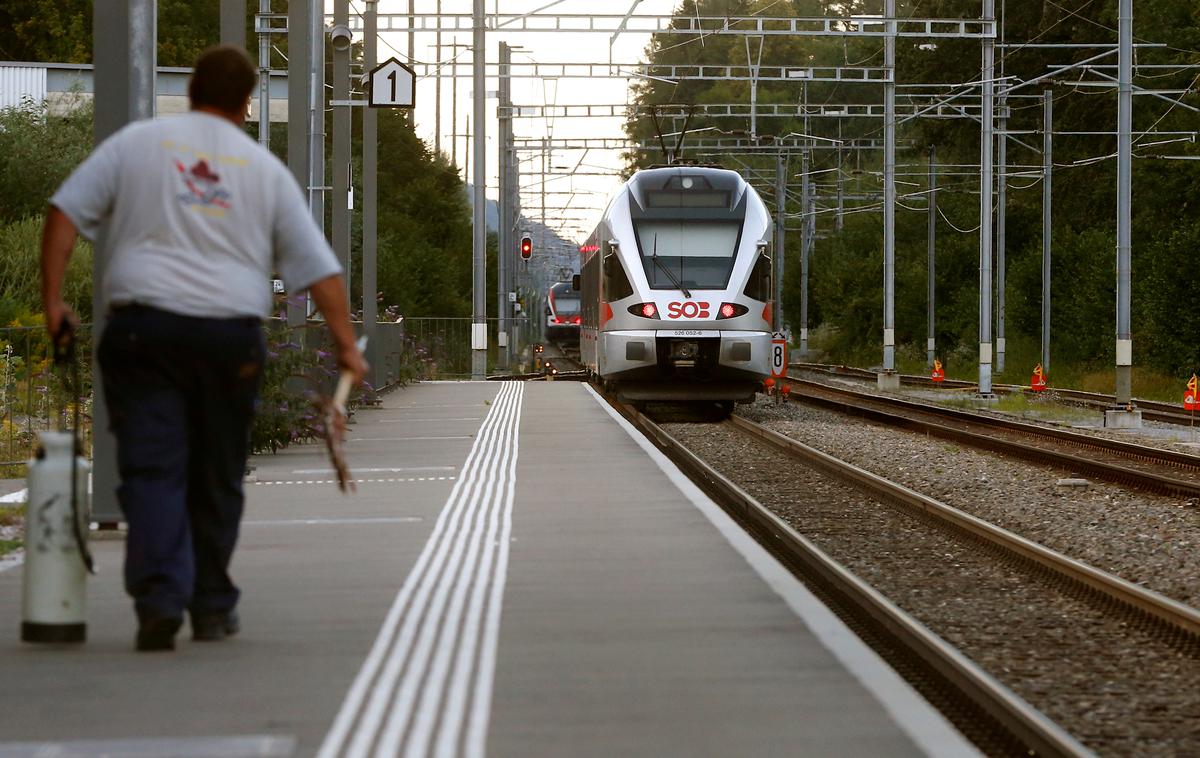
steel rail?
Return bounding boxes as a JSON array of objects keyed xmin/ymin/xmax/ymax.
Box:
[
  {"xmin": 618, "ymin": 404, "xmax": 1092, "ymax": 757},
  {"xmin": 792, "ymin": 361, "xmax": 1197, "ymax": 429},
  {"xmin": 787, "ymin": 379, "xmax": 1200, "ymax": 497}
]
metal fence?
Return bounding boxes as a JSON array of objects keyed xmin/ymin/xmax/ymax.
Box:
[
  {"xmin": 0, "ymin": 316, "xmax": 541, "ymax": 469},
  {"xmin": 0, "ymin": 325, "xmax": 93, "ymax": 470}
]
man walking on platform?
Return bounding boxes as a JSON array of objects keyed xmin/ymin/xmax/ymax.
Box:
[{"xmin": 40, "ymin": 45, "xmax": 367, "ymax": 651}]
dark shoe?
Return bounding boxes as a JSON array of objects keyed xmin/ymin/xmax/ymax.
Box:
[
  {"xmin": 136, "ymin": 615, "xmax": 182, "ymax": 652},
  {"xmin": 191, "ymin": 610, "xmax": 240, "ymax": 642}
]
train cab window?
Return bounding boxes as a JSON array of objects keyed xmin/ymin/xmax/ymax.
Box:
[
  {"xmin": 744, "ymin": 250, "xmax": 772, "ymax": 301},
  {"xmin": 633, "ymin": 220, "xmax": 740, "ymax": 290},
  {"xmin": 603, "ymin": 250, "xmax": 634, "ymax": 301}
]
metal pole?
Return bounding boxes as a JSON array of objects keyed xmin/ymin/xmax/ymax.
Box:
[
  {"xmin": 308, "ymin": 0, "xmax": 325, "ymax": 235},
  {"xmin": 1042, "ymin": 88, "xmax": 1052, "ymax": 374},
  {"xmin": 996, "ymin": 95, "xmax": 1007, "ymax": 374},
  {"xmin": 220, "ymin": 0, "xmax": 246, "ymax": 49},
  {"xmin": 800, "ymin": 148, "xmax": 810, "ymax": 357},
  {"xmin": 333, "ymin": 0, "xmax": 351, "ymax": 301},
  {"xmin": 773, "ymin": 151, "xmax": 785, "ymax": 332},
  {"xmin": 435, "ymin": 0, "xmax": 442, "ymax": 156},
  {"xmin": 91, "ymin": 0, "xmax": 156, "ymax": 525},
  {"xmin": 451, "ymin": 41, "xmax": 460, "ymax": 167},
  {"xmin": 287, "ymin": 0, "xmax": 310, "ymax": 327},
  {"xmin": 927, "ymin": 144, "xmax": 937, "ymax": 368},
  {"xmin": 257, "ymin": 0, "xmax": 270, "ymax": 148},
  {"xmin": 408, "ymin": 0, "xmax": 416, "ymax": 127},
  {"xmin": 364, "ymin": 1, "xmax": 379, "ymax": 388},
  {"xmin": 471, "ymin": 0, "xmax": 487, "ymax": 378},
  {"xmin": 978, "ymin": 0, "xmax": 995, "ymax": 396},
  {"xmin": 497, "ymin": 41, "xmax": 511, "ymax": 369},
  {"xmin": 1115, "ymin": 0, "xmax": 1134, "ymax": 407},
  {"xmin": 881, "ymin": 0, "xmax": 896, "ymax": 380}
]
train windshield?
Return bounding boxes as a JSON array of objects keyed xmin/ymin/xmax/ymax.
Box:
[
  {"xmin": 550, "ymin": 283, "xmax": 580, "ymax": 316},
  {"xmin": 632, "ymin": 221, "xmax": 740, "ymax": 290}
]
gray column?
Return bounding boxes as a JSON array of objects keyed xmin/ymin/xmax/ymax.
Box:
[
  {"xmin": 799, "ymin": 148, "xmax": 810, "ymax": 358},
  {"xmin": 927, "ymin": 145, "xmax": 937, "ymax": 368},
  {"xmin": 91, "ymin": 0, "xmax": 156, "ymax": 524},
  {"xmin": 1115, "ymin": 0, "xmax": 1134, "ymax": 405},
  {"xmin": 497, "ymin": 42, "xmax": 512, "ymax": 369},
  {"xmin": 364, "ymin": 2, "xmax": 379, "ymax": 386},
  {"xmin": 1042, "ymin": 89, "xmax": 1052, "ymax": 374},
  {"xmin": 435, "ymin": 0, "xmax": 442, "ymax": 156},
  {"xmin": 471, "ymin": 0, "xmax": 488, "ymax": 378},
  {"xmin": 773, "ymin": 152, "xmax": 785, "ymax": 332},
  {"xmin": 882, "ymin": 0, "xmax": 896, "ymax": 375},
  {"xmin": 978, "ymin": 0, "xmax": 995, "ymax": 396},
  {"xmin": 220, "ymin": 0, "xmax": 246, "ymax": 48},
  {"xmin": 257, "ymin": 0, "xmax": 270, "ymax": 148},
  {"xmin": 332, "ymin": 0, "xmax": 351, "ymax": 300},
  {"xmin": 308, "ymin": 0, "xmax": 325, "ymax": 233},
  {"xmin": 287, "ymin": 0, "xmax": 310, "ymax": 328},
  {"xmin": 996, "ymin": 96, "xmax": 1007, "ymax": 374}
]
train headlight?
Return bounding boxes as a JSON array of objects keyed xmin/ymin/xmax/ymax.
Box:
[
  {"xmin": 628, "ymin": 303, "xmax": 659, "ymax": 319},
  {"xmin": 716, "ymin": 302, "xmax": 749, "ymax": 320}
]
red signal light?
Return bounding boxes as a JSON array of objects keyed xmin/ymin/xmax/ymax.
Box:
[
  {"xmin": 520, "ymin": 236, "xmax": 533, "ymax": 260},
  {"xmin": 720, "ymin": 303, "xmax": 735, "ymax": 318},
  {"xmin": 716, "ymin": 302, "xmax": 749, "ymax": 320}
]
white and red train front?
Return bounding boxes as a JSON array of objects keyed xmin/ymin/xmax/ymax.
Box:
[{"xmin": 577, "ymin": 166, "xmax": 773, "ymax": 404}]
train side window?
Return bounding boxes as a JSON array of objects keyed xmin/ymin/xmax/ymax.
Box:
[
  {"xmin": 743, "ymin": 251, "xmax": 772, "ymax": 301},
  {"xmin": 603, "ymin": 251, "xmax": 634, "ymax": 301}
]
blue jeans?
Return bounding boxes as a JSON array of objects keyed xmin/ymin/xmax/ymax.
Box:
[{"xmin": 99, "ymin": 305, "xmax": 265, "ymax": 621}]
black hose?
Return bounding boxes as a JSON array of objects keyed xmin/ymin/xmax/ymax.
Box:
[{"xmin": 53, "ymin": 320, "xmax": 95, "ymax": 575}]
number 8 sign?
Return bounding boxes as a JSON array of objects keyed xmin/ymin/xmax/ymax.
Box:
[{"xmin": 770, "ymin": 332, "xmax": 788, "ymax": 378}]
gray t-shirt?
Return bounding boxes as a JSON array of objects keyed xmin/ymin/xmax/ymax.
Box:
[{"xmin": 51, "ymin": 111, "xmax": 341, "ymax": 318}]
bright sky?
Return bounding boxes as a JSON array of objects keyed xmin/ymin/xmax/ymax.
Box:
[{"xmin": 369, "ymin": 0, "xmax": 682, "ymax": 252}]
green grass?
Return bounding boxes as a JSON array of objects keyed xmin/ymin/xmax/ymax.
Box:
[
  {"xmin": 0, "ymin": 539, "xmax": 19, "ymax": 556},
  {"xmin": 0, "ymin": 504, "xmax": 21, "ymax": 558}
]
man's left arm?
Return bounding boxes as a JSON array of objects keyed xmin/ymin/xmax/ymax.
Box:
[{"xmin": 41, "ymin": 206, "xmax": 81, "ymax": 341}]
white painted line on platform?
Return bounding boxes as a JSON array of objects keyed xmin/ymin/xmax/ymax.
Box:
[
  {"xmin": 0, "ymin": 550, "xmax": 24, "ymax": 574},
  {"xmin": 379, "ymin": 418, "xmax": 482, "ymax": 423},
  {"xmin": 0, "ymin": 488, "xmax": 27, "ymax": 503},
  {"xmin": 585, "ymin": 383, "xmax": 982, "ymax": 758},
  {"xmin": 0, "ymin": 734, "xmax": 296, "ymax": 757},
  {"xmin": 319, "ymin": 381, "xmax": 521, "ymax": 758},
  {"xmin": 350, "ymin": 436, "xmax": 473, "ymax": 442},
  {"xmin": 254, "ymin": 476, "xmax": 456, "ymax": 487},
  {"xmin": 243, "ymin": 517, "xmax": 424, "ymax": 527},
  {"xmin": 290, "ymin": 466, "xmax": 456, "ymax": 475}
]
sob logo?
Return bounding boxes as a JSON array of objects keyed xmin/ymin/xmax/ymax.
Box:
[{"xmin": 666, "ymin": 301, "xmax": 711, "ymax": 319}]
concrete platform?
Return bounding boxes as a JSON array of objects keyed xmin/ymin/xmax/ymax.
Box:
[{"xmin": 0, "ymin": 381, "xmax": 976, "ymax": 757}]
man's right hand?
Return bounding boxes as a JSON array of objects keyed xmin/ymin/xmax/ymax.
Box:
[
  {"xmin": 337, "ymin": 344, "xmax": 369, "ymax": 386},
  {"xmin": 44, "ymin": 299, "xmax": 79, "ymax": 343}
]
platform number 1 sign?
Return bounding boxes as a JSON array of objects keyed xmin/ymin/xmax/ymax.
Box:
[
  {"xmin": 368, "ymin": 58, "xmax": 415, "ymax": 108},
  {"xmin": 771, "ymin": 332, "xmax": 788, "ymax": 378}
]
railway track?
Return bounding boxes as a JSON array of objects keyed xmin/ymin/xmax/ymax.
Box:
[
  {"xmin": 785, "ymin": 377, "xmax": 1200, "ymax": 499},
  {"xmin": 792, "ymin": 362, "xmax": 1192, "ymax": 425},
  {"xmin": 619, "ymin": 401, "xmax": 1200, "ymax": 756}
]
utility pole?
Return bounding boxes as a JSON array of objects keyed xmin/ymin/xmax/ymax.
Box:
[
  {"xmin": 1110, "ymin": 0, "xmax": 1140, "ymax": 425},
  {"xmin": 471, "ymin": 0, "xmax": 487, "ymax": 379},
  {"xmin": 449, "ymin": 42, "xmax": 468, "ymax": 168},
  {"xmin": 287, "ymin": 0, "xmax": 309, "ymax": 328},
  {"xmin": 435, "ymin": 0, "xmax": 442, "ymax": 156},
  {"xmin": 408, "ymin": 0, "xmax": 416, "ymax": 127},
  {"xmin": 497, "ymin": 41, "xmax": 512, "ymax": 369},
  {"xmin": 927, "ymin": 145, "xmax": 937, "ymax": 368},
  {"xmin": 996, "ymin": 93, "xmax": 1007, "ymax": 375},
  {"xmin": 308, "ymin": 0, "xmax": 325, "ymax": 236},
  {"xmin": 773, "ymin": 152, "xmax": 785, "ymax": 332},
  {"xmin": 1041, "ymin": 88, "xmax": 1052, "ymax": 375},
  {"xmin": 364, "ymin": 1, "xmax": 379, "ymax": 388},
  {"xmin": 880, "ymin": 0, "xmax": 898, "ymax": 389},
  {"xmin": 91, "ymin": 0, "xmax": 155, "ymax": 524},
  {"xmin": 978, "ymin": 0, "xmax": 996, "ymax": 397},
  {"xmin": 257, "ymin": 0, "xmax": 270, "ymax": 149},
  {"xmin": 332, "ymin": 0, "xmax": 351, "ymax": 300},
  {"xmin": 799, "ymin": 147, "xmax": 810, "ymax": 358}
]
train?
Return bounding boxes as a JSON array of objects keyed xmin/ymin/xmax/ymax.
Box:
[
  {"xmin": 576, "ymin": 166, "xmax": 774, "ymax": 409},
  {"xmin": 545, "ymin": 280, "xmax": 582, "ymax": 345}
]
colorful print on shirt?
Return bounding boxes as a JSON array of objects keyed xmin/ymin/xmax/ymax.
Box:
[{"xmin": 175, "ymin": 158, "xmax": 232, "ymax": 216}]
